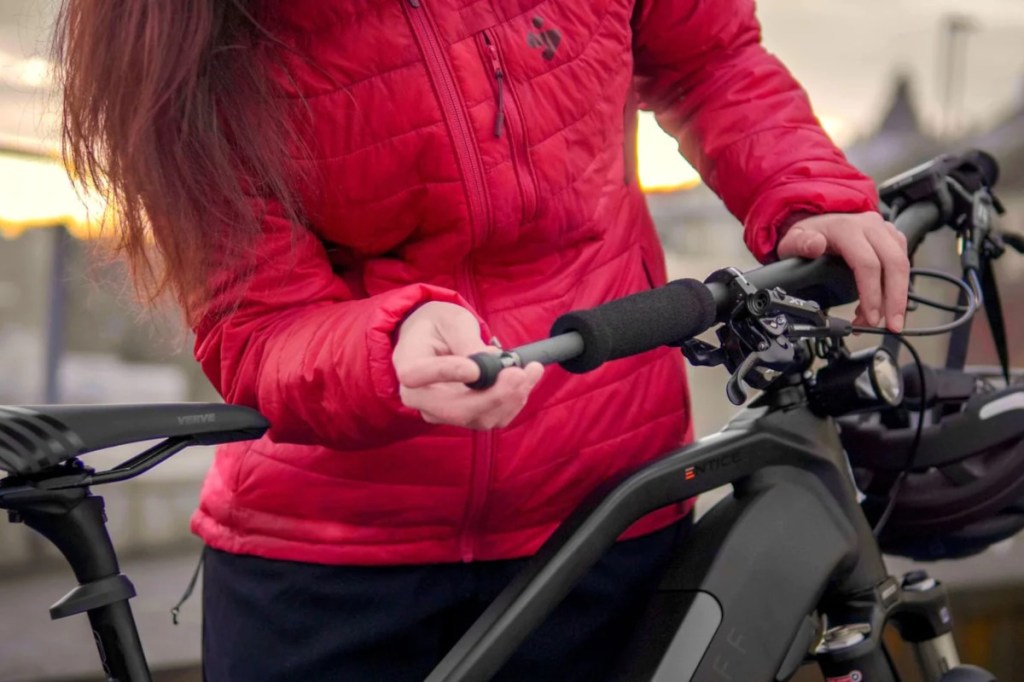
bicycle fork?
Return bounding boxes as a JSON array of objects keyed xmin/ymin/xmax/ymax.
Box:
[
  {"xmin": 816, "ymin": 570, "xmax": 969, "ymax": 682},
  {"xmin": 897, "ymin": 572, "xmax": 962, "ymax": 680}
]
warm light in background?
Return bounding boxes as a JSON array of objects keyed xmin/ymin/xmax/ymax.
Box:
[
  {"xmin": 0, "ymin": 50, "xmax": 53, "ymax": 90},
  {"xmin": 0, "ymin": 109, "xmax": 852, "ymax": 235},
  {"xmin": 818, "ymin": 115, "xmax": 853, "ymax": 147},
  {"xmin": 637, "ymin": 111, "xmax": 855, "ymax": 194},
  {"xmin": 0, "ymin": 143, "xmax": 106, "ymax": 240},
  {"xmin": 636, "ymin": 112, "xmax": 702, "ymax": 193}
]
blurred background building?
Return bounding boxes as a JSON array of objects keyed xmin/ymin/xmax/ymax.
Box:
[{"xmin": 0, "ymin": 1, "xmax": 1022, "ymax": 680}]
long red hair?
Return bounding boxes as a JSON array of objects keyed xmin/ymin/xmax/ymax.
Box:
[{"xmin": 54, "ymin": 0, "xmax": 302, "ymax": 324}]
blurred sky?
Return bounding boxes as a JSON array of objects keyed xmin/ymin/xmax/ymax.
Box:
[
  {"xmin": 643, "ymin": 0, "xmax": 1024, "ymax": 188},
  {"xmin": 1, "ymin": 0, "xmax": 1023, "ymax": 185},
  {"xmin": 760, "ymin": 0, "xmax": 1024, "ymax": 139}
]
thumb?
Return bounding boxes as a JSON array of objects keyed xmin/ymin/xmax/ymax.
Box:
[{"xmin": 777, "ymin": 226, "xmax": 828, "ymax": 260}]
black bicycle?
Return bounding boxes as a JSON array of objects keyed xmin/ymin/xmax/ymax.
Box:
[{"xmin": 2, "ymin": 150, "xmax": 1022, "ymax": 681}]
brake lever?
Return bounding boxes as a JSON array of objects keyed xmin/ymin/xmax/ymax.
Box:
[
  {"xmin": 725, "ymin": 337, "xmax": 796, "ymax": 406},
  {"xmin": 998, "ymin": 231, "xmax": 1024, "ymax": 255},
  {"xmin": 681, "ymin": 338, "xmax": 727, "ymax": 367}
]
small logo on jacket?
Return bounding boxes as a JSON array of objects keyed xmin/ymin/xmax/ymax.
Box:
[{"xmin": 527, "ymin": 17, "xmax": 561, "ymax": 61}]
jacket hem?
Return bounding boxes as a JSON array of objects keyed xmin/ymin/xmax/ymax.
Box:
[{"xmin": 191, "ymin": 500, "xmax": 694, "ymax": 567}]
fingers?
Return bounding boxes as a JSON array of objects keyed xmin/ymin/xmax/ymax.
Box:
[
  {"xmin": 394, "ymin": 301, "xmax": 489, "ymax": 361},
  {"xmin": 865, "ymin": 224, "xmax": 910, "ymax": 332},
  {"xmin": 405, "ymin": 363, "xmax": 544, "ymax": 430},
  {"xmin": 834, "ymin": 230, "xmax": 884, "ymax": 327},
  {"xmin": 832, "ymin": 221, "xmax": 909, "ymax": 331},
  {"xmin": 776, "ymin": 225, "xmax": 828, "ymax": 260},
  {"xmin": 852, "ymin": 304, "xmax": 868, "ymax": 328},
  {"xmin": 776, "ymin": 213, "xmax": 911, "ymax": 332},
  {"xmin": 397, "ymin": 355, "xmax": 481, "ymax": 389},
  {"xmin": 392, "ymin": 301, "xmax": 545, "ymax": 429},
  {"xmin": 393, "ymin": 301, "xmax": 493, "ymax": 387},
  {"xmin": 523, "ymin": 361, "xmax": 544, "ymax": 385}
]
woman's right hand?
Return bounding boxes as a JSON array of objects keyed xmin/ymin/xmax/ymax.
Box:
[{"xmin": 393, "ymin": 302, "xmax": 544, "ymax": 430}]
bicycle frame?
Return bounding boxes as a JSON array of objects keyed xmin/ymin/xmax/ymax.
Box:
[
  {"xmin": 0, "ymin": 382, "xmax": 966, "ymax": 682},
  {"xmin": 3, "ymin": 150, "xmax": 1005, "ymax": 681},
  {"xmin": 0, "ymin": 385, "xmax": 967, "ymax": 682},
  {"xmin": 426, "ymin": 382, "xmax": 961, "ymax": 682}
]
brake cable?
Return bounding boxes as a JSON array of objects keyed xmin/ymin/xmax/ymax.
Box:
[
  {"xmin": 847, "ymin": 265, "xmax": 977, "ymax": 534},
  {"xmin": 868, "ymin": 335, "xmax": 927, "ymax": 537},
  {"xmin": 850, "ymin": 267, "xmax": 980, "ymax": 337}
]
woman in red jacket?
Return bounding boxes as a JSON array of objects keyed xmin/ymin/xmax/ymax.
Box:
[{"xmin": 56, "ymin": 0, "xmax": 909, "ymax": 679}]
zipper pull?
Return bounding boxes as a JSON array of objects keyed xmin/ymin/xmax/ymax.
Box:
[
  {"xmin": 494, "ymin": 70, "xmax": 506, "ymax": 138},
  {"xmin": 483, "ymin": 33, "xmax": 505, "ymax": 138},
  {"xmin": 408, "ymin": 0, "xmax": 420, "ymax": 7}
]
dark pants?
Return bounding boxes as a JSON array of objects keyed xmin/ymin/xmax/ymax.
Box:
[{"xmin": 202, "ymin": 517, "xmax": 690, "ymax": 681}]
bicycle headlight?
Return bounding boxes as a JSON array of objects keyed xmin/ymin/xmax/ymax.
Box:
[
  {"xmin": 867, "ymin": 348, "xmax": 903, "ymax": 407},
  {"xmin": 810, "ymin": 347, "xmax": 904, "ymax": 417}
]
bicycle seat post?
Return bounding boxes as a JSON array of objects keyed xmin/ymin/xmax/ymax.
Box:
[
  {"xmin": 0, "ymin": 402, "xmax": 268, "ymax": 681},
  {"xmin": 5, "ymin": 482, "xmax": 151, "ymax": 682}
]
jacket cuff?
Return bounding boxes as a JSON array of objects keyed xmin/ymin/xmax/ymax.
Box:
[
  {"xmin": 744, "ymin": 184, "xmax": 879, "ymax": 263},
  {"xmin": 365, "ymin": 284, "xmax": 490, "ymax": 416}
]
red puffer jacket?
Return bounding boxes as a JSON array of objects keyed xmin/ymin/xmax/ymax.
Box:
[{"xmin": 191, "ymin": 0, "xmax": 877, "ymax": 565}]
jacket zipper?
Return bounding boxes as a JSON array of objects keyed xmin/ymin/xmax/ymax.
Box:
[
  {"xmin": 406, "ymin": 0, "xmax": 491, "ymax": 244},
  {"xmin": 406, "ymin": 0, "xmax": 493, "ymax": 563},
  {"xmin": 484, "ymin": 35, "xmax": 506, "ymax": 138},
  {"xmin": 481, "ymin": 31, "xmax": 540, "ymax": 224}
]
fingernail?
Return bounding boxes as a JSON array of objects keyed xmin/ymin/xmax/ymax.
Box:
[{"xmin": 891, "ymin": 313, "xmax": 904, "ymax": 333}]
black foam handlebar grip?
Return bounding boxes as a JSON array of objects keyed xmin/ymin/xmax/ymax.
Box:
[{"xmin": 549, "ymin": 279, "xmax": 716, "ymax": 374}]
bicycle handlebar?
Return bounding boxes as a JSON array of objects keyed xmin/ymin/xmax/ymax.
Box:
[
  {"xmin": 467, "ymin": 199, "xmax": 942, "ymax": 388},
  {"xmin": 707, "ymin": 199, "xmax": 941, "ymax": 318}
]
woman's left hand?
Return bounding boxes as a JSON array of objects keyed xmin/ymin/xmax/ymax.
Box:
[{"xmin": 776, "ymin": 212, "xmax": 910, "ymax": 332}]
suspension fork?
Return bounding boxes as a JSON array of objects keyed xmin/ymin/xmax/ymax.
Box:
[
  {"xmin": 815, "ymin": 570, "xmax": 963, "ymax": 682},
  {"xmin": 891, "ymin": 572, "xmax": 962, "ymax": 681}
]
